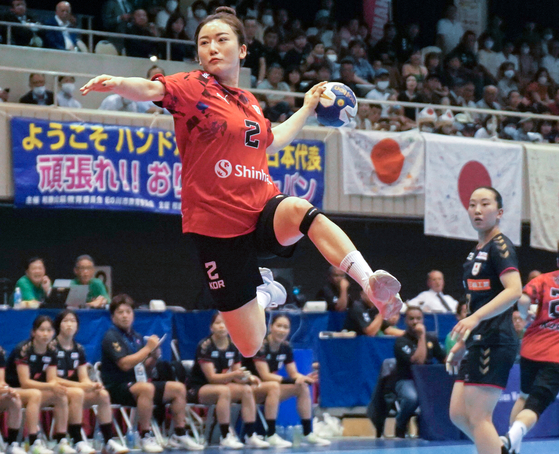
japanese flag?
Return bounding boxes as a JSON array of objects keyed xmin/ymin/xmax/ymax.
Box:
[
  {"xmin": 341, "ymin": 129, "xmax": 425, "ymax": 197},
  {"xmin": 424, "ymin": 134, "xmax": 523, "ymax": 245}
]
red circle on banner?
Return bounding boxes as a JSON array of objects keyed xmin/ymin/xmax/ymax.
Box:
[
  {"xmin": 457, "ymin": 161, "xmax": 492, "ymax": 209},
  {"xmin": 370, "ymin": 138, "xmax": 405, "ymax": 184}
]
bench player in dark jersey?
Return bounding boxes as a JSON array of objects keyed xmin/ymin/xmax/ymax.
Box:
[
  {"xmin": 81, "ymin": 6, "xmax": 402, "ymax": 359},
  {"xmin": 243, "ymin": 314, "xmax": 331, "ymax": 446},
  {"xmin": 500, "ymin": 244, "xmax": 559, "ymax": 454},
  {"xmin": 51, "ymin": 310, "xmax": 129, "ymax": 454},
  {"xmin": 446, "ymin": 187, "xmax": 523, "ymax": 454}
]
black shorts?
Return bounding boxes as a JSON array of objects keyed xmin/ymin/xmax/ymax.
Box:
[
  {"xmin": 186, "ymin": 385, "xmax": 202, "ymax": 404},
  {"xmin": 106, "ymin": 381, "xmax": 167, "ymax": 407},
  {"xmin": 189, "ymin": 194, "xmax": 298, "ymax": 312},
  {"xmin": 520, "ymin": 356, "xmax": 559, "ymax": 396},
  {"xmin": 457, "ymin": 344, "xmax": 517, "ymax": 389}
]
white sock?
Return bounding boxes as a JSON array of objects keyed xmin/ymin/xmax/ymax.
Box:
[
  {"xmin": 340, "ymin": 251, "xmax": 374, "ymax": 289},
  {"xmin": 509, "ymin": 420, "xmax": 527, "ymax": 451},
  {"xmin": 256, "ymin": 289, "xmax": 271, "ymax": 308}
]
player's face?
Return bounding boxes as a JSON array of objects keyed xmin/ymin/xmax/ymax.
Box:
[
  {"xmin": 26, "ymin": 260, "xmax": 46, "ymax": 286},
  {"xmin": 33, "ymin": 321, "xmax": 54, "ymax": 345},
  {"xmin": 210, "ymin": 314, "xmax": 228, "ymax": 338},
  {"xmin": 270, "ymin": 317, "xmax": 290, "ymax": 342},
  {"xmin": 59, "ymin": 313, "xmax": 78, "ymax": 338},
  {"xmin": 112, "ymin": 304, "xmax": 134, "ymax": 331},
  {"xmin": 467, "ymin": 188, "xmax": 503, "ymax": 232},
  {"xmin": 197, "ymin": 20, "xmax": 247, "ymax": 81}
]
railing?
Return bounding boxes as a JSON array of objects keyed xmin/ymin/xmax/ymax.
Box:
[{"xmin": 0, "ymin": 20, "xmax": 195, "ymax": 61}]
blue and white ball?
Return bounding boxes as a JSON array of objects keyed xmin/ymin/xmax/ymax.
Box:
[{"xmin": 315, "ymin": 82, "xmax": 358, "ymax": 127}]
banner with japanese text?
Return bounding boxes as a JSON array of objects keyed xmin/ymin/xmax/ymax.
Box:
[
  {"xmin": 11, "ymin": 118, "xmax": 324, "ymax": 212},
  {"xmin": 341, "ymin": 129, "xmax": 424, "ymax": 197},
  {"xmin": 266, "ymin": 139, "xmax": 325, "ymax": 208}
]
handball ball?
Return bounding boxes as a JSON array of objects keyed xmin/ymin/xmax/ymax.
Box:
[{"xmin": 315, "ymin": 82, "xmax": 358, "ymax": 127}]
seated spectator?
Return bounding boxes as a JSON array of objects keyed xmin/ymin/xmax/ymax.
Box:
[
  {"xmin": 101, "ymin": 295, "xmax": 203, "ymax": 451},
  {"xmin": 125, "ymin": 9, "xmax": 159, "ymax": 58},
  {"xmin": 537, "ymin": 119, "xmax": 557, "ymax": 143},
  {"xmin": 71, "ymin": 255, "xmax": 109, "ymax": 308},
  {"xmin": 525, "ymin": 68, "xmax": 556, "ymax": 111},
  {"xmin": 477, "ymin": 32, "xmax": 499, "ymax": 77},
  {"xmin": 397, "ymin": 23, "xmax": 421, "ymax": 64},
  {"xmin": 441, "ymin": 54, "xmax": 471, "ymax": 90},
  {"xmin": 548, "ymin": 89, "xmax": 559, "ymax": 115},
  {"xmin": 15, "ymin": 257, "xmax": 52, "ymax": 307},
  {"xmin": 0, "ymin": 345, "xmax": 33, "ymax": 454},
  {"xmin": 42, "ymin": 2, "xmax": 80, "ymax": 51},
  {"xmin": 444, "ymin": 300, "xmax": 468, "ymax": 352},
  {"xmin": 243, "ymin": 314, "xmax": 331, "ymax": 446},
  {"xmin": 355, "ymin": 103, "xmax": 373, "ymax": 130},
  {"xmin": 262, "ymin": 27, "xmax": 282, "ymax": 71},
  {"xmin": 416, "ymin": 106, "xmax": 437, "ymax": 133},
  {"xmin": 188, "ymin": 313, "xmax": 274, "ymax": 449},
  {"xmin": 5, "ymin": 316, "xmax": 79, "ymax": 454},
  {"xmin": 527, "ymin": 270, "xmax": 542, "ymax": 282},
  {"xmin": 52, "ymin": 310, "xmax": 127, "ymax": 454},
  {"xmin": 515, "ymin": 116, "xmax": 535, "ymax": 142},
  {"xmin": 155, "ymin": 0, "xmax": 178, "ymax": 31},
  {"xmin": 542, "ymin": 40, "xmax": 559, "ymax": 83},
  {"xmin": 425, "ymin": 51, "xmax": 444, "ymax": 79},
  {"xmin": 454, "ymin": 112, "xmax": 477, "ymax": 137},
  {"xmin": 99, "ymin": 93, "xmax": 138, "ymax": 111},
  {"xmin": 494, "ymin": 41, "xmax": 518, "ymax": 72},
  {"xmin": 368, "ymin": 103, "xmax": 383, "ymax": 129},
  {"xmin": 243, "ymin": 17, "xmax": 266, "ymax": 86},
  {"xmin": 500, "ymin": 116, "xmax": 519, "ymax": 140},
  {"xmin": 344, "ymin": 290, "xmax": 405, "ymax": 336},
  {"xmin": 282, "ymin": 30, "xmax": 310, "ymax": 71},
  {"xmin": 407, "ymin": 270, "xmax": 458, "ymax": 313},
  {"xmin": 1, "ymin": 0, "xmax": 41, "ymax": 47},
  {"xmin": 136, "ymin": 66, "xmax": 170, "ymax": 114},
  {"xmin": 365, "ymin": 68, "xmax": 394, "ymax": 116},
  {"xmin": 257, "ymin": 63, "xmax": 293, "ymax": 122},
  {"xmin": 398, "ymin": 75, "xmax": 424, "ymax": 121},
  {"xmin": 56, "ymin": 76, "xmax": 81, "ymax": 108},
  {"xmin": 474, "ymin": 115, "xmax": 499, "ymax": 139},
  {"xmin": 347, "ymin": 40, "xmax": 375, "ymax": 83},
  {"xmin": 0, "ymin": 86, "xmax": 9, "ymax": 102},
  {"xmin": 393, "ymin": 307, "xmax": 446, "ymax": 438},
  {"xmin": 101, "ymin": 0, "xmax": 133, "ymax": 33},
  {"xmin": 496, "ymin": 62, "xmax": 519, "ymax": 104},
  {"xmin": 315, "ymin": 266, "xmax": 352, "ymax": 312},
  {"xmin": 486, "ymin": 16, "xmax": 505, "ymax": 53},
  {"xmin": 185, "ymin": 1, "xmax": 208, "ymax": 40},
  {"xmin": 284, "ymin": 66, "xmax": 304, "ymax": 109},
  {"xmin": 476, "ymin": 85, "xmax": 501, "ymax": 118},
  {"xmin": 419, "ymin": 74, "xmax": 447, "ymax": 105},
  {"xmin": 436, "ymin": 4, "xmax": 464, "ymax": 56},
  {"xmin": 162, "ymin": 12, "xmax": 194, "ymax": 62},
  {"xmin": 302, "ymin": 39, "xmax": 327, "ymax": 79},
  {"xmin": 513, "ymin": 309, "xmax": 527, "ymax": 340},
  {"xmin": 518, "ymin": 42, "xmax": 537, "ymax": 86},
  {"xmin": 402, "ymin": 50, "xmax": 428, "ymax": 84},
  {"xmin": 369, "ymin": 22, "xmax": 398, "ymax": 64},
  {"xmin": 306, "ymin": 9, "xmax": 334, "ymax": 49},
  {"xmin": 19, "ymin": 73, "xmax": 54, "ymax": 106},
  {"xmin": 448, "ymin": 30, "xmax": 478, "ymax": 70},
  {"xmin": 434, "ymin": 109, "xmax": 455, "ymax": 135}
]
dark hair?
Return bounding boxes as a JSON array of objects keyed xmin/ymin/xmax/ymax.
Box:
[
  {"xmin": 339, "ymin": 57, "xmax": 354, "ymax": 66},
  {"xmin": 32, "ymin": 315, "xmax": 54, "ymax": 333},
  {"xmin": 456, "ymin": 299, "xmax": 468, "ymax": 315},
  {"xmin": 75, "ymin": 254, "xmax": 94, "ymax": 267},
  {"xmin": 54, "ymin": 309, "xmax": 80, "ymax": 335},
  {"xmin": 109, "ymin": 294, "xmax": 135, "ymax": 315},
  {"xmin": 26, "ymin": 257, "xmax": 44, "ymax": 270},
  {"xmin": 194, "ymin": 6, "xmax": 246, "ymax": 49},
  {"xmin": 147, "ymin": 65, "xmax": 165, "ymax": 78},
  {"xmin": 164, "ymin": 12, "xmax": 187, "ymax": 40},
  {"xmin": 57, "ymin": 75, "xmax": 75, "ymax": 83},
  {"xmin": 405, "ymin": 306, "xmax": 423, "ymax": 317},
  {"xmin": 210, "ymin": 311, "xmax": 222, "ymax": 324},
  {"xmin": 473, "ymin": 186, "xmax": 503, "ymax": 209},
  {"xmin": 271, "ymin": 314, "xmax": 290, "ymax": 326}
]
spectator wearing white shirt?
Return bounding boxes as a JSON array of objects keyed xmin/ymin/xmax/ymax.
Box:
[
  {"xmin": 541, "ymin": 40, "xmax": 559, "ymax": 83},
  {"xmin": 436, "ymin": 4, "xmax": 464, "ymax": 56},
  {"xmin": 494, "ymin": 42, "xmax": 519, "ymax": 72},
  {"xmin": 55, "ymin": 75, "xmax": 81, "ymax": 108},
  {"xmin": 365, "ymin": 68, "xmax": 392, "ymax": 116},
  {"xmin": 406, "ymin": 270, "xmax": 458, "ymax": 313},
  {"xmin": 99, "ymin": 94, "xmax": 138, "ymax": 112}
]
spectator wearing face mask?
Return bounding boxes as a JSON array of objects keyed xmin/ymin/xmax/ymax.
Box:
[
  {"xmin": 497, "ymin": 62, "xmax": 519, "ymax": 104},
  {"xmin": 185, "ymin": 0, "xmax": 207, "ymax": 42},
  {"xmin": 477, "ymin": 32, "xmax": 499, "ymax": 77},
  {"xmin": 474, "ymin": 115, "xmax": 499, "ymax": 139},
  {"xmin": 155, "ymin": 0, "xmax": 178, "ymax": 31},
  {"xmin": 500, "ymin": 117, "xmax": 519, "ymax": 141},
  {"xmin": 525, "ymin": 68, "xmax": 556, "ymax": 110},
  {"xmin": 541, "ymin": 40, "xmax": 559, "ymax": 83},
  {"xmin": 19, "ymin": 73, "xmax": 54, "ymax": 105},
  {"xmin": 56, "ymin": 75, "xmax": 81, "ymax": 108},
  {"xmin": 517, "ymin": 42, "xmax": 537, "ymax": 86},
  {"xmin": 365, "ymin": 68, "xmax": 393, "ymax": 116},
  {"xmin": 495, "ymin": 42, "xmax": 519, "ymax": 72}
]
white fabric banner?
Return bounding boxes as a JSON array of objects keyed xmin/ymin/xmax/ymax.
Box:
[
  {"xmin": 341, "ymin": 129, "xmax": 424, "ymax": 197},
  {"xmin": 424, "ymin": 134, "xmax": 523, "ymax": 245},
  {"xmin": 526, "ymin": 143, "xmax": 559, "ymax": 252}
]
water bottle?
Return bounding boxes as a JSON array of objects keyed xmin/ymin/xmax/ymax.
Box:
[
  {"xmin": 94, "ymin": 429, "xmax": 104, "ymax": 450},
  {"xmin": 133, "ymin": 429, "xmax": 141, "ymax": 449},
  {"xmin": 276, "ymin": 426, "xmax": 285, "ymax": 440},
  {"xmin": 126, "ymin": 428, "xmax": 135, "ymax": 449},
  {"xmin": 285, "ymin": 425, "xmax": 294, "ymax": 442},
  {"xmin": 293, "ymin": 425, "xmax": 303, "ymax": 447},
  {"xmin": 13, "ymin": 287, "xmax": 22, "ymax": 308}
]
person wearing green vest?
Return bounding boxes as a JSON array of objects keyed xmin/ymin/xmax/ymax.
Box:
[
  {"xmin": 71, "ymin": 255, "xmax": 110, "ymax": 308},
  {"xmin": 15, "ymin": 257, "xmax": 52, "ymax": 306}
]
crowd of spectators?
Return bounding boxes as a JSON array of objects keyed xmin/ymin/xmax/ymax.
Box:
[{"xmin": 1, "ymin": 0, "xmax": 558, "ymax": 140}]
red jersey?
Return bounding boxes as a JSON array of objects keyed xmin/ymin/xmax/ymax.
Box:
[
  {"xmin": 154, "ymin": 70, "xmax": 280, "ymax": 237},
  {"xmin": 520, "ymin": 270, "xmax": 559, "ymax": 363}
]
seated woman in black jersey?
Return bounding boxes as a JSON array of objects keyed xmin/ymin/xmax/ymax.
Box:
[
  {"xmin": 244, "ymin": 314, "xmax": 330, "ymax": 446},
  {"xmin": 5, "ymin": 316, "xmax": 81, "ymax": 454},
  {"xmin": 188, "ymin": 313, "xmax": 286, "ymax": 449},
  {"xmin": 1, "ymin": 345, "xmax": 35, "ymax": 454},
  {"xmin": 52, "ymin": 310, "xmax": 129, "ymax": 454}
]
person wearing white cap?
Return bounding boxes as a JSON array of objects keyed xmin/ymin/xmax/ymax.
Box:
[
  {"xmin": 416, "ymin": 106, "xmax": 438, "ymax": 133},
  {"xmin": 435, "ymin": 109, "xmax": 455, "ymax": 135}
]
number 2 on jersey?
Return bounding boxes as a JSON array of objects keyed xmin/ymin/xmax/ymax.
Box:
[
  {"xmin": 549, "ymin": 288, "xmax": 559, "ymax": 319},
  {"xmin": 244, "ymin": 120, "xmax": 260, "ymax": 149}
]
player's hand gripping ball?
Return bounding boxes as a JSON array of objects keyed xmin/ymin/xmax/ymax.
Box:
[{"xmin": 315, "ymin": 82, "xmax": 358, "ymax": 127}]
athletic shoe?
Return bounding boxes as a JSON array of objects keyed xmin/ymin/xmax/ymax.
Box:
[
  {"xmin": 75, "ymin": 441, "xmax": 96, "ymax": 454},
  {"xmin": 30, "ymin": 440, "xmax": 54, "ymax": 454},
  {"xmin": 244, "ymin": 434, "xmax": 270, "ymax": 449},
  {"xmin": 6, "ymin": 442, "xmax": 27, "ymax": 454},
  {"xmin": 219, "ymin": 433, "xmax": 244, "ymax": 450},
  {"xmin": 258, "ymin": 268, "xmax": 287, "ymax": 309},
  {"xmin": 104, "ymin": 439, "xmax": 129, "ymax": 454},
  {"xmin": 302, "ymin": 433, "xmax": 331, "ymax": 446},
  {"xmin": 56, "ymin": 439, "xmax": 77, "ymax": 454},
  {"xmin": 365, "ymin": 270, "xmax": 402, "ymax": 318},
  {"xmin": 264, "ymin": 433, "xmax": 292, "ymax": 448},
  {"xmin": 140, "ymin": 434, "xmax": 163, "ymax": 453},
  {"xmin": 167, "ymin": 434, "xmax": 204, "ymax": 451}
]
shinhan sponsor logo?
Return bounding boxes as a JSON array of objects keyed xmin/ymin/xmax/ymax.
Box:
[{"xmin": 214, "ymin": 160, "xmax": 272, "ymax": 184}]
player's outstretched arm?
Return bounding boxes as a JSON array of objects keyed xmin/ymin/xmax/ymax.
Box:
[
  {"xmin": 266, "ymin": 81, "xmax": 327, "ymax": 155},
  {"xmin": 80, "ymin": 75, "xmax": 165, "ymax": 102}
]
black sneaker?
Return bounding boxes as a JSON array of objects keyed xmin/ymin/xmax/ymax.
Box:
[{"xmin": 500, "ymin": 434, "xmax": 511, "ymax": 454}]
